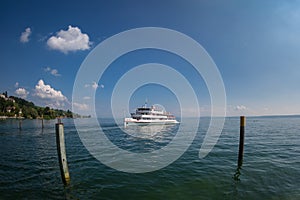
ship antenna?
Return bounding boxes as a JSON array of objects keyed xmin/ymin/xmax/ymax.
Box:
[{"xmin": 145, "ymin": 98, "xmax": 148, "ymax": 108}]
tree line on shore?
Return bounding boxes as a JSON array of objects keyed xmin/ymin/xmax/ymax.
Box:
[{"xmin": 0, "ymin": 91, "xmax": 89, "ymax": 119}]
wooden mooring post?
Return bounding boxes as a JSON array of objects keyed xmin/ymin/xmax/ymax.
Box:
[
  {"xmin": 41, "ymin": 115, "xmax": 44, "ymax": 129},
  {"xmin": 18, "ymin": 118, "xmax": 22, "ymax": 130},
  {"xmin": 238, "ymin": 116, "xmax": 245, "ymax": 167},
  {"xmin": 56, "ymin": 118, "xmax": 70, "ymax": 185},
  {"xmin": 234, "ymin": 116, "xmax": 246, "ymax": 181}
]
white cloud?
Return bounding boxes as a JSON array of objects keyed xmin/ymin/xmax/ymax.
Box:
[
  {"xmin": 15, "ymin": 82, "xmax": 19, "ymax": 88},
  {"xmin": 235, "ymin": 105, "xmax": 247, "ymax": 111},
  {"xmin": 20, "ymin": 28, "xmax": 31, "ymax": 43},
  {"xmin": 44, "ymin": 67, "xmax": 51, "ymax": 72},
  {"xmin": 15, "ymin": 88, "xmax": 29, "ymax": 98},
  {"xmin": 47, "ymin": 25, "xmax": 91, "ymax": 53},
  {"xmin": 34, "ymin": 79, "xmax": 67, "ymax": 108},
  {"xmin": 35, "ymin": 79, "xmax": 66, "ymax": 100},
  {"xmin": 226, "ymin": 105, "xmax": 259, "ymax": 116},
  {"xmin": 73, "ymin": 102, "xmax": 89, "ymax": 111},
  {"xmin": 92, "ymin": 81, "xmax": 99, "ymax": 90},
  {"xmin": 44, "ymin": 67, "xmax": 61, "ymax": 76},
  {"xmin": 84, "ymin": 82, "xmax": 103, "ymax": 90},
  {"xmin": 50, "ymin": 69, "xmax": 60, "ymax": 76}
]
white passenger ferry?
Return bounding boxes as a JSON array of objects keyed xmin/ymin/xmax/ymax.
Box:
[{"xmin": 124, "ymin": 103, "xmax": 179, "ymax": 126}]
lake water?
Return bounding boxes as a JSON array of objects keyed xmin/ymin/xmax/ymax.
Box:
[{"xmin": 0, "ymin": 116, "xmax": 299, "ymax": 199}]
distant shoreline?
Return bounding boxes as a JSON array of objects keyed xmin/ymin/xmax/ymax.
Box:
[{"xmin": 1, "ymin": 114, "xmax": 299, "ymax": 120}]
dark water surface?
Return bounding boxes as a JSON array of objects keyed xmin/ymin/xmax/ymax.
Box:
[{"xmin": 0, "ymin": 116, "xmax": 299, "ymax": 199}]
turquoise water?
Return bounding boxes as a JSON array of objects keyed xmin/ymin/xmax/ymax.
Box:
[{"xmin": 0, "ymin": 116, "xmax": 299, "ymax": 199}]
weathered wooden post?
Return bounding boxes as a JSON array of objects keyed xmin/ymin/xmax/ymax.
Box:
[
  {"xmin": 234, "ymin": 116, "xmax": 246, "ymax": 181},
  {"xmin": 18, "ymin": 110, "xmax": 22, "ymax": 130},
  {"xmin": 56, "ymin": 118, "xmax": 70, "ymax": 185},
  {"xmin": 41, "ymin": 114, "xmax": 44, "ymax": 129},
  {"xmin": 18, "ymin": 118, "xmax": 22, "ymax": 130},
  {"xmin": 238, "ymin": 116, "xmax": 245, "ymax": 167}
]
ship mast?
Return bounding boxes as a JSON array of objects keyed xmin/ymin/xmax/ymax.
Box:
[{"xmin": 144, "ymin": 98, "xmax": 148, "ymax": 108}]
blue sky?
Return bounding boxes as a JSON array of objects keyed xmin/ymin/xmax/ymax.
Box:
[{"xmin": 1, "ymin": 0, "xmax": 300, "ymax": 117}]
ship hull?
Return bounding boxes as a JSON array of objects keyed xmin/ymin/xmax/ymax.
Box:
[{"xmin": 124, "ymin": 117, "xmax": 179, "ymax": 126}]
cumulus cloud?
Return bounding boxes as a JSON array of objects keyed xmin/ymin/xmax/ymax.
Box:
[
  {"xmin": 15, "ymin": 88, "xmax": 29, "ymax": 98},
  {"xmin": 73, "ymin": 102, "xmax": 89, "ymax": 111},
  {"xmin": 47, "ymin": 25, "xmax": 91, "ymax": 53},
  {"xmin": 34, "ymin": 79, "xmax": 67, "ymax": 108},
  {"xmin": 20, "ymin": 27, "xmax": 32, "ymax": 43},
  {"xmin": 44, "ymin": 67, "xmax": 61, "ymax": 76},
  {"xmin": 15, "ymin": 82, "xmax": 19, "ymax": 88}
]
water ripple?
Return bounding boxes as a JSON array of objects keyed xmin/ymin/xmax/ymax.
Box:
[{"xmin": 0, "ymin": 117, "xmax": 300, "ymax": 199}]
